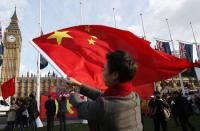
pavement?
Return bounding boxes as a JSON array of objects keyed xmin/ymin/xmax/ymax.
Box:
[{"xmin": 0, "ymin": 116, "xmax": 86, "ymax": 129}]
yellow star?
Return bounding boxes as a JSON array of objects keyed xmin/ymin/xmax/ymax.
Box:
[
  {"xmin": 84, "ymin": 25, "xmax": 91, "ymax": 33},
  {"xmin": 88, "ymin": 38, "xmax": 96, "ymax": 45},
  {"xmin": 47, "ymin": 31, "xmax": 73, "ymax": 45},
  {"xmin": 67, "ymin": 100, "xmax": 74, "ymax": 114}
]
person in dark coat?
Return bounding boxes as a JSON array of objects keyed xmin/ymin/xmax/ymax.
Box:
[
  {"xmin": 148, "ymin": 91, "xmax": 170, "ymax": 131},
  {"xmin": 58, "ymin": 96, "xmax": 67, "ymax": 131},
  {"xmin": 45, "ymin": 95, "xmax": 56, "ymax": 131},
  {"xmin": 173, "ymin": 91, "xmax": 196, "ymax": 131},
  {"xmin": 69, "ymin": 50, "xmax": 143, "ymax": 131},
  {"xmin": 28, "ymin": 94, "xmax": 38, "ymax": 131}
]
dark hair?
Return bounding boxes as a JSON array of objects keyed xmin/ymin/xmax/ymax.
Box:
[
  {"xmin": 29, "ymin": 93, "xmax": 35, "ymax": 99},
  {"xmin": 173, "ymin": 91, "xmax": 181, "ymax": 96},
  {"xmin": 106, "ymin": 50, "xmax": 137, "ymax": 82},
  {"xmin": 153, "ymin": 91, "xmax": 160, "ymax": 95},
  {"xmin": 61, "ymin": 96, "xmax": 66, "ymax": 101}
]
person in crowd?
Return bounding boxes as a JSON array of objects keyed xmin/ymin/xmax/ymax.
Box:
[
  {"xmin": 148, "ymin": 91, "xmax": 170, "ymax": 131},
  {"xmin": 58, "ymin": 96, "xmax": 67, "ymax": 131},
  {"xmin": 28, "ymin": 94, "xmax": 38, "ymax": 131},
  {"xmin": 170, "ymin": 95, "xmax": 180, "ymax": 127},
  {"xmin": 15, "ymin": 99, "xmax": 27, "ymax": 131},
  {"xmin": 194, "ymin": 94, "xmax": 200, "ymax": 113},
  {"xmin": 69, "ymin": 50, "xmax": 143, "ymax": 131},
  {"xmin": 173, "ymin": 91, "xmax": 196, "ymax": 131},
  {"xmin": 45, "ymin": 95, "xmax": 56, "ymax": 131},
  {"xmin": 5, "ymin": 98, "xmax": 19, "ymax": 131}
]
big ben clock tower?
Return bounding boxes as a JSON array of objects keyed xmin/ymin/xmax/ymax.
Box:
[{"xmin": 1, "ymin": 8, "xmax": 22, "ymax": 85}]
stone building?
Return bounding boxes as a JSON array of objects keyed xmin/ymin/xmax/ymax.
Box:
[{"xmin": 16, "ymin": 73, "xmax": 67, "ymax": 97}]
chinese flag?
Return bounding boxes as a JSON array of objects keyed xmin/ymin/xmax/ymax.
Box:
[
  {"xmin": 32, "ymin": 25, "xmax": 194, "ymax": 97},
  {"xmin": 1, "ymin": 77, "xmax": 15, "ymax": 100}
]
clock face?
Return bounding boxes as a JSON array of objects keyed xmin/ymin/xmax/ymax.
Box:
[{"xmin": 6, "ymin": 35, "xmax": 16, "ymax": 43}]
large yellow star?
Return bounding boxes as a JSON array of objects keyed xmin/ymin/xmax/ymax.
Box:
[
  {"xmin": 88, "ymin": 38, "xmax": 96, "ymax": 45},
  {"xmin": 47, "ymin": 31, "xmax": 73, "ymax": 45}
]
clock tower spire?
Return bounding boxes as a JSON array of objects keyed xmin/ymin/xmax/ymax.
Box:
[{"xmin": 1, "ymin": 7, "xmax": 22, "ymax": 87}]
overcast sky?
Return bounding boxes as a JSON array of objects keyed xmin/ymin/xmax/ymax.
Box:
[{"xmin": 0, "ymin": 0, "xmax": 200, "ymax": 76}]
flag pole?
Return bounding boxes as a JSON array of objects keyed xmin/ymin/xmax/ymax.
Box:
[
  {"xmin": 112, "ymin": 8, "xmax": 117, "ymax": 28},
  {"xmin": 190, "ymin": 22, "xmax": 197, "ymax": 44},
  {"xmin": 140, "ymin": 13, "xmax": 146, "ymax": 39},
  {"xmin": 166, "ymin": 19, "xmax": 175, "ymax": 52},
  {"xmin": 166, "ymin": 18, "xmax": 185, "ymax": 94},
  {"xmin": 190, "ymin": 22, "xmax": 199, "ymax": 59},
  {"xmin": 80, "ymin": 1, "xmax": 83, "ymax": 24},
  {"xmin": 189, "ymin": 22, "xmax": 200, "ymax": 86},
  {"xmin": 36, "ymin": 0, "xmax": 42, "ymax": 111}
]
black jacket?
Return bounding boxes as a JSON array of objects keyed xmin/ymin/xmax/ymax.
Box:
[{"xmin": 45, "ymin": 99, "xmax": 56, "ymax": 116}]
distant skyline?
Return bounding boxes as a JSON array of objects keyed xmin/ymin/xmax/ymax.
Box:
[{"xmin": 0, "ymin": 0, "xmax": 200, "ymax": 76}]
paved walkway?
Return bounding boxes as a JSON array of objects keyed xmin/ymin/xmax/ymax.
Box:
[{"xmin": 0, "ymin": 116, "xmax": 86, "ymax": 129}]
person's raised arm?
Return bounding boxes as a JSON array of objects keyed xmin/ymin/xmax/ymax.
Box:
[{"xmin": 67, "ymin": 77, "xmax": 102, "ymax": 100}]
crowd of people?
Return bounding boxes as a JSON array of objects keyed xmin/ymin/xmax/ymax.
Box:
[
  {"xmin": 5, "ymin": 94, "xmax": 38, "ymax": 131},
  {"xmin": 148, "ymin": 89, "xmax": 200, "ymax": 131}
]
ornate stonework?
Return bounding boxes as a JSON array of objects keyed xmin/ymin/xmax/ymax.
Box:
[
  {"xmin": 1, "ymin": 8, "xmax": 22, "ymax": 84},
  {"xmin": 16, "ymin": 73, "xmax": 66, "ymax": 97}
]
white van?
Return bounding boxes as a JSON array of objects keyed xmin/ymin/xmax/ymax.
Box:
[{"xmin": 0, "ymin": 97, "xmax": 10, "ymax": 116}]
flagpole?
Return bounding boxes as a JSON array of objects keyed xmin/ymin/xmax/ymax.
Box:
[
  {"xmin": 112, "ymin": 8, "xmax": 117, "ymax": 28},
  {"xmin": 80, "ymin": 1, "xmax": 83, "ymax": 24},
  {"xmin": 36, "ymin": 0, "xmax": 42, "ymax": 111},
  {"xmin": 189, "ymin": 22, "xmax": 200, "ymax": 87},
  {"xmin": 190, "ymin": 22, "xmax": 200, "ymax": 59},
  {"xmin": 140, "ymin": 13, "xmax": 146, "ymax": 39},
  {"xmin": 166, "ymin": 18, "xmax": 185, "ymax": 94},
  {"xmin": 190, "ymin": 22, "xmax": 197, "ymax": 44},
  {"xmin": 166, "ymin": 19, "xmax": 175, "ymax": 52}
]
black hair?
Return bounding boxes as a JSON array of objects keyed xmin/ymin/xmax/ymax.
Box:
[
  {"xmin": 153, "ymin": 91, "xmax": 160, "ymax": 95},
  {"xmin": 106, "ymin": 50, "xmax": 137, "ymax": 82},
  {"xmin": 29, "ymin": 93, "xmax": 35, "ymax": 99},
  {"xmin": 61, "ymin": 96, "xmax": 66, "ymax": 101}
]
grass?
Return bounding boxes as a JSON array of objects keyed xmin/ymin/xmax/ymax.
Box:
[{"xmin": 2, "ymin": 115, "xmax": 200, "ymax": 131}]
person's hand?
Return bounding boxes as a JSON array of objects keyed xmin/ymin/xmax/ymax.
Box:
[
  {"xmin": 69, "ymin": 93, "xmax": 81, "ymax": 107},
  {"xmin": 66, "ymin": 77, "xmax": 82, "ymax": 92}
]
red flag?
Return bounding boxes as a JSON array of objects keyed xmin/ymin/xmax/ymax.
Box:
[
  {"xmin": 32, "ymin": 25, "xmax": 195, "ymax": 97},
  {"xmin": 1, "ymin": 77, "xmax": 15, "ymax": 100}
]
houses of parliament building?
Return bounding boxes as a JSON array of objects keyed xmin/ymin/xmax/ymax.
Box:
[{"xmin": 0, "ymin": 9, "xmax": 65, "ymax": 97}]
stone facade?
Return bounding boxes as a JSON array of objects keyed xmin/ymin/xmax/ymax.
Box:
[
  {"xmin": 1, "ymin": 8, "xmax": 22, "ymax": 84},
  {"xmin": 16, "ymin": 73, "xmax": 67, "ymax": 97}
]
